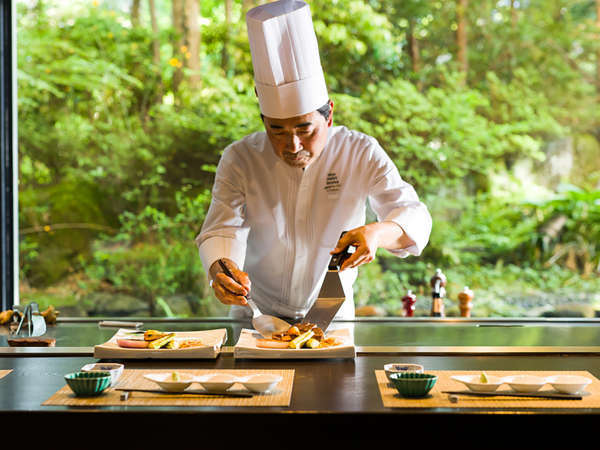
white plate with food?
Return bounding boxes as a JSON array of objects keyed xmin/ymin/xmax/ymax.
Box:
[
  {"xmin": 144, "ymin": 371, "xmax": 197, "ymax": 392},
  {"xmin": 93, "ymin": 328, "xmax": 228, "ymax": 359},
  {"xmin": 451, "ymin": 372, "xmax": 505, "ymax": 392},
  {"xmin": 233, "ymin": 324, "xmax": 355, "ymax": 359}
]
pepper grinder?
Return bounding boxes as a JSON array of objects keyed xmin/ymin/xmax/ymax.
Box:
[
  {"xmin": 458, "ymin": 286, "xmax": 474, "ymax": 317},
  {"xmin": 402, "ymin": 290, "xmax": 417, "ymax": 317},
  {"xmin": 430, "ymin": 268, "xmax": 446, "ymax": 317}
]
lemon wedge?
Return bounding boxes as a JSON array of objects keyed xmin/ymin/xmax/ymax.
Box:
[
  {"xmin": 480, "ymin": 371, "xmax": 489, "ymax": 383},
  {"xmin": 171, "ymin": 371, "xmax": 180, "ymax": 381}
]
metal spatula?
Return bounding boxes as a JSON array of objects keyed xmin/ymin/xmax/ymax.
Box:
[
  {"xmin": 218, "ymin": 260, "xmax": 290, "ymax": 338},
  {"xmin": 302, "ymin": 232, "xmax": 353, "ymax": 332}
]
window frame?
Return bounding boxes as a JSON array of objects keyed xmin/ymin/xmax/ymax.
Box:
[{"xmin": 0, "ymin": 0, "xmax": 17, "ymax": 311}]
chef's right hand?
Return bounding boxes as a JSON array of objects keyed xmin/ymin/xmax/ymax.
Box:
[{"xmin": 209, "ymin": 258, "xmax": 251, "ymax": 306}]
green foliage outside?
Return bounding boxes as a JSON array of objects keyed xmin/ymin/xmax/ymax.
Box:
[{"xmin": 17, "ymin": 0, "xmax": 600, "ymax": 318}]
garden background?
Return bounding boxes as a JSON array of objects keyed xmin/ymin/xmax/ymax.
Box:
[{"xmin": 17, "ymin": 0, "xmax": 600, "ymax": 318}]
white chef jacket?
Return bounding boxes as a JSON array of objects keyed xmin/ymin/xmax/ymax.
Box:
[{"xmin": 196, "ymin": 126, "xmax": 432, "ymax": 320}]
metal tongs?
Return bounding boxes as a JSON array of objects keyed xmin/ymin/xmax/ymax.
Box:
[
  {"xmin": 217, "ymin": 259, "xmax": 290, "ymax": 338},
  {"xmin": 14, "ymin": 302, "xmax": 47, "ymax": 337}
]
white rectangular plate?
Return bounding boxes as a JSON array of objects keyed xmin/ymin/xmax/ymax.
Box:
[
  {"xmin": 93, "ymin": 328, "xmax": 227, "ymax": 359},
  {"xmin": 233, "ymin": 328, "xmax": 355, "ymax": 359}
]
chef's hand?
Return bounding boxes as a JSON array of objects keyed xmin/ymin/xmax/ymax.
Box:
[
  {"xmin": 330, "ymin": 222, "xmax": 408, "ymax": 271},
  {"xmin": 209, "ymin": 258, "xmax": 251, "ymax": 306}
]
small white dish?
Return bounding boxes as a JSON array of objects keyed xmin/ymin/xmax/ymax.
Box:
[
  {"xmin": 81, "ymin": 363, "xmax": 124, "ymax": 387},
  {"xmin": 195, "ymin": 373, "xmax": 239, "ymax": 393},
  {"xmin": 144, "ymin": 372, "xmax": 196, "ymax": 392},
  {"xmin": 239, "ymin": 373, "xmax": 283, "ymax": 393},
  {"xmin": 546, "ymin": 375, "xmax": 592, "ymax": 394},
  {"xmin": 384, "ymin": 363, "xmax": 424, "ymax": 381},
  {"xmin": 451, "ymin": 374, "xmax": 505, "ymax": 392},
  {"xmin": 503, "ymin": 375, "xmax": 547, "ymax": 393}
]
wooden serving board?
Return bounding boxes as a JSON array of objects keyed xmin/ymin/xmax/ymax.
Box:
[
  {"xmin": 93, "ymin": 328, "xmax": 227, "ymax": 359},
  {"xmin": 233, "ymin": 328, "xmax": 355, "ymax": 359},
  {"xmin": 43, "ymin": 369, "xmax": 294, "ymax": 407},
  {"xmin": 376, "ymin": 370, "xmax": 600, "ymax": 409}
]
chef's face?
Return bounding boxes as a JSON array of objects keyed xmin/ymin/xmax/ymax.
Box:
[{"xmin": 263, "ymin": 101, "xmax": 333, "ymax": 169}]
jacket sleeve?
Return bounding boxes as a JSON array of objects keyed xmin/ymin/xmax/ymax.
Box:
[
  {"xmin": 195, "ymin": 146, "xmax": 250, "ymax": 278},
  {"xmin": 366, "ymin": 140, "xmax": 432, "ymax": 257}
]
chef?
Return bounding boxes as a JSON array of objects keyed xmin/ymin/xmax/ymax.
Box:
[{"xmin": 196, "ymin": 0, "xmax": 432, "ymax": 322}]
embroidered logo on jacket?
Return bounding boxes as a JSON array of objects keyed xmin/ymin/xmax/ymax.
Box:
[{"xmin": 324, "ymin": 172, "xmax": 341, "ymax": 194}]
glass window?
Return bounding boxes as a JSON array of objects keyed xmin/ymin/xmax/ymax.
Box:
[{"xmin": 16, "ymin": 0, "xmax": 600, "ymax": 319}]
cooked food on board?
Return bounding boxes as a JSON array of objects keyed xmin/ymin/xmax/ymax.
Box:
[
  {"xmin": 116, "ymin": 329, "xmax": 205, "ymax": 350},
  {"xmin": 256, "ymin": 322, "xmax": 342, "ymax": 349}
]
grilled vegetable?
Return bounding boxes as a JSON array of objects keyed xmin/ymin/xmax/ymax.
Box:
[
  {"xmin": 144, "ymin": 329, "xmax": 170, "ymax": 341},
  {"xmin": 288, "ymin": 330, "xmax": 314, "ymax": 349},
  {"xmin": 147, "ymin": 333, "xmax": 175, "ymax": 349},
  {"xmin": 304, "ymin": 338, "xmax": 320, "ymax": 349},
  {"xmin": 0, "ymin": 310, "xmax": 13, "ymax": 325},
  {"xmin": 41, "ymin": 305, "xmax": 59, "ymax": 324},
  {"xmin": 166, "ymin": 338, "xmax": 181, "ymax": 350}
]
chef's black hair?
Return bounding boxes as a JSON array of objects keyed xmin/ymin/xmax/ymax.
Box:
[{"xmin": 260, "ymin": 100, "xmax": 331, "ymax": 122}]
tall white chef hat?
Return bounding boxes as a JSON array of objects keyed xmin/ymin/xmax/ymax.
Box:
[{"xmin": 246, "ymin": 0, "xmax": 329, "ymax": 119}]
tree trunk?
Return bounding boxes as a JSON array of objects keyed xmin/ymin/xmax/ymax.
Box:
[
  {"xmin": 596, "ymin": 0, "xmax": 600, "ymax": 98},
  {"xmin": 222, "ymin": 0, "xmax": 232, "ymax": 75},
  {"xmin": 511, "ymin": 0, "xmax": 518, "ymax": 28},
  {"xmin": 456, "ymin": 0, "xmax": 469, "ymax": 83},
  {"xmin": 507, "ymin": 0, "xmax": 519, "ymax": 76},
  {"xmin": 140, "ymin": 0, "xmax": 163, "ymax": 122},
  {"xmin": 184, "ymin": 0, "xmax": 201, "ymax": 89},
  {"xmin": 149, "ymin": 0, "xmax": 161, "ymax": 67},
  {"xmin": 407, "ymin": 18, "xmax": 422, "ymax": 90},
  {"xmin": 171, "ymin": 0, "xmax": 185, "ymax": 93},
  {"xmin": 131, "ymin": 0, "xmax": 141, "ymax": 27},
  {"xmin": 407, "ymin": 19, "xmax": 421, "ymax": 73}
]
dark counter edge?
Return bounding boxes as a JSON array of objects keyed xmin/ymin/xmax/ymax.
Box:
[{"xmin": 1, "ymin": 409, "xmax": 598, "ymax": 445}]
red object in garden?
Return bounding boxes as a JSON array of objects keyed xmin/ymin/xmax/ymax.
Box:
[{"xmin": 402, "ymin": 290, "xmax": 417, "ymax": 317}]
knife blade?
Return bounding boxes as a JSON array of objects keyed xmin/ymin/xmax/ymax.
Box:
[
  {"xmin": 29, "ymin": 303, "xmax": 46, "ymax": 337},
  {"xmin": 14, "ymin": 303, "xmax": 46, "ymax": 337},
  {"xmin": 114, "ymin": 387, "xmax": 254, "ymax": 398},
  {"xmin": 303, "ymin": 232, "xmax": 353, "ymax": 332}
]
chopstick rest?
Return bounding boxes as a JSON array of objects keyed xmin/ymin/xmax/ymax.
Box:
[{"xmin": 442, "ymin": 390, "xmax": 583, "ymax": 400}]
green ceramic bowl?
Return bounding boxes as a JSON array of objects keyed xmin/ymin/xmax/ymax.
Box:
[
  {"xmin": 65, "ymin": 371, "xmax": 112, "ymax": 397},
  {"xmin": 389, "ymin": 372, "xmax": 438, "ymax": 398}
]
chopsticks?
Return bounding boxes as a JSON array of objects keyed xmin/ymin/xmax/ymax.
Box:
[
  {"xmin": 114, "ymin": 387, "xmax": 254, "ymax": 398},
  {"xmin": 442, "ymin": 390, "xmax": 582, "ymax": 400}
]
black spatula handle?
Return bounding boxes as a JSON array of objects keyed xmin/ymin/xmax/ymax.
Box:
[{"xmin": 329, "ymin": 231, "xmax": 354, "ymax": 270}]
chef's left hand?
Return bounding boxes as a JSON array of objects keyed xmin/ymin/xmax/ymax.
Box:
[{"xmin": 330, "ymin": 222, "xmax": 406, "ymax": 271}]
